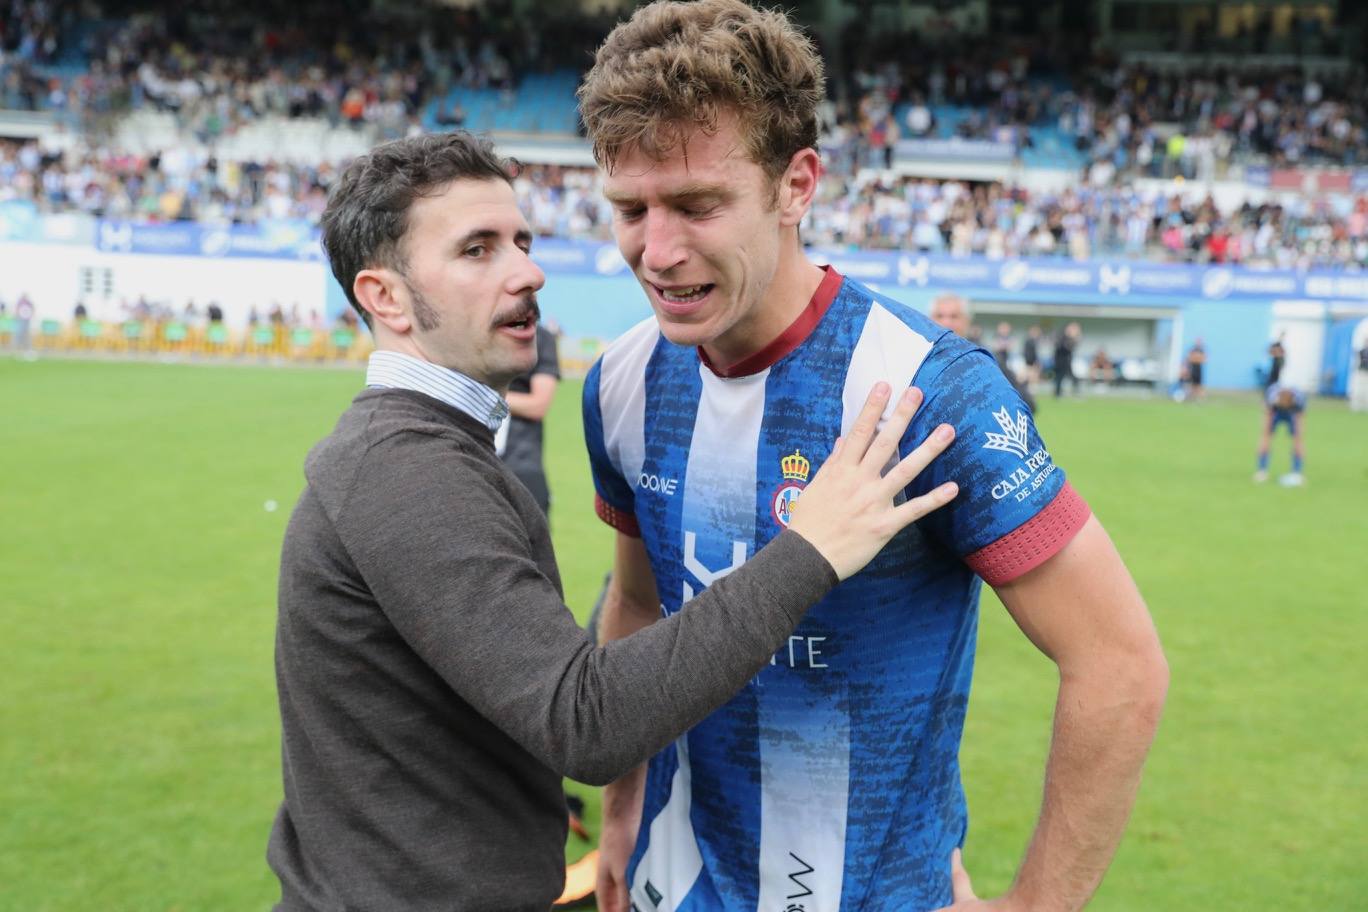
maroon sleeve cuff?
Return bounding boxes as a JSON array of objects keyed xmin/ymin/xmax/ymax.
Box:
[
  {"xmin": 595, "ymin": 494, "xmax": 641, "ymax": 537},
  {"xmin": 964, "ymin": 483, "xmax": 1091, "ymax": 586}
]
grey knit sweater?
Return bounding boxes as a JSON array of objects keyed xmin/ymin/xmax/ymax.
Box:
[{"xmin": 267, "ymin": 388, "xmax": 837, "ymax": 911}]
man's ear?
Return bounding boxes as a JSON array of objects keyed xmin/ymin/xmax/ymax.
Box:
[
  {"xmin": 777, "ymin": 147, "xmax": 822, "ymax": 228},
  {"xmin": 353, "ymin": 268, "xmax": 412, "ymax": 335}
]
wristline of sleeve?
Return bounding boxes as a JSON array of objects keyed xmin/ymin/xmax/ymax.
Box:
[
  {"xmin": 965, "ymin": 482, "xmax": 1091, "ymax": 586},
  {"xmin": 595, "ymin": 494, "xmax": 641, "ymax": 537},
  {"xmin": 592, "ymin": 498, "xmax": 835, "ymax": 623},
  {"xmin": 740, "ymin": 529, "xmax": 840, "ymax": 627}
]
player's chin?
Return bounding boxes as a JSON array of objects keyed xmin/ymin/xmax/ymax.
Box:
[
  {"xmin": 652, "ymin": 310, "xmax": 722, "ymax": 348},
  {"xmin": 655, "ymin": 324, "xmax": 714, "ymax": 351}
]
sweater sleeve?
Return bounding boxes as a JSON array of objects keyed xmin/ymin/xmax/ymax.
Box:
[{"xmin": 332, "ymin": 430, "xmax": 837, "ymax": 785}]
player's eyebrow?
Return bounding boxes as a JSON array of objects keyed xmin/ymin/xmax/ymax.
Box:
[
  {"xmin": 452, "ymin": 228, "xmax": 533, "ymax": 249},
  {"xmin": 602, "ymin": 184, "xmax": 732, "ymax": 207},
  {"xmin": 660, "ymin": 184, "xmax": 731, "ymax": 207}
]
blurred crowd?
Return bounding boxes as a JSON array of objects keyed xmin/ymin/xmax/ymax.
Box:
[
  {"xmin": 4, "ymin": 2, "xmax": 1368, "ymax": 269},
  {"xmin": 0, "ymin": 136, "xmax": 336, "ymax": 222},
  {"xmin": 826, "ymin": 26, "xmax": 1367, "ymax": 179},
  {"xmin": 5, "ymin": 1, "xmax": 1361, "ymax": 176},
  {"xmin": 7, "ymin": 136, "xmax": 1366, "ymax": 270},
  {"xmin": 1, "ymin": 0, "xmax": 609, "ymax": 138},
  {"xmin": 805, "ymin": 174, "xmax": 1368, "ymax": 270}
]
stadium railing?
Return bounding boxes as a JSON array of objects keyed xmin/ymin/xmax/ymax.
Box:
[{"xmin": 4, "ymin": 318, "xmax": 375, "ymax": 364}]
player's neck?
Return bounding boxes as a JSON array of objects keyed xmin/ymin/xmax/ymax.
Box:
[{"xmin": 701, "ymin": 248, "xmax": 826, "ymax": 369}]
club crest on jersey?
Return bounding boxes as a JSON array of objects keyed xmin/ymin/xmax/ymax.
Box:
[{"xmin": 771, "ymin": 449, "xmax": 810, "ymax": 528}]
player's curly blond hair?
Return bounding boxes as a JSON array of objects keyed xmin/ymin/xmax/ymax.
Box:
[{"xmin": 577, "ymin": 0, "xmax": 824, "ymax": 184}]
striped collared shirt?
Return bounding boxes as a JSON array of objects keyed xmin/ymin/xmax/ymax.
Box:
[{"xmin": 365, "ymin": 350, "xmax": 509, "ymax": 431}]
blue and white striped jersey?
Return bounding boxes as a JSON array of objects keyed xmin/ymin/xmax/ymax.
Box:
[
  {"xmin": 1265, "ymin": 383, "xmax": 1306, "ymax": 414},
  {"xmin": 583, "ymin": 269, "xmax": 1090, "ymax": 912}
]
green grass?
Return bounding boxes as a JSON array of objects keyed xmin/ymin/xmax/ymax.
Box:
[{"xmin": 2, "ymin": 357, "xmax": 1364, "ymax": 911}]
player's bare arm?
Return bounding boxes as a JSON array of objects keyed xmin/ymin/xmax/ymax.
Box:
[
  {"xmin": 938, "ymin": 517, "xmax": 1168, "ymax": 912},
  {"xmin": 595, "ymin": 534, "xmax": 661, "ymax": 912}
]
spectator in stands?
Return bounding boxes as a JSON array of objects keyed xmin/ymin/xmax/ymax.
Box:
[{"xmin": 904, "ymin": 93, "xmax": 933, "ymax": 138}]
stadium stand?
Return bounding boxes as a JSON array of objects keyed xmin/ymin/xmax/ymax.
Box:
[
  {"xmin": 5, "ymin": 136, "xmax": 1365, "ymax": 270},
  {"xmin": 2, "ymin": 0, "xmax": 1366, "ymax": 389}
]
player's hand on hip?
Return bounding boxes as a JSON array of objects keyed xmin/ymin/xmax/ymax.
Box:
[
  {"xmin": 788, "ymin": 382, "xmax": 958, "ymax": 581},
  {"xmin": 594, "ymin": 799, "xmax": 640, "ymax": 912},
  {"xmin": 931, "ymin": 849, "xmax": 1023, "ymax": 912},
  {"xmin": 595, "ymin": 766, "xmax": 645, "ymax": 912}
]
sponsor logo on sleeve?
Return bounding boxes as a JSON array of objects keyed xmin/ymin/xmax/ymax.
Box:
[
  {"xmin": 983, "ymin": 406, "xmax": 1057, "ymax": 502},
  {"xmin": 982, "ymin": 407, "xmax": 1031, "ymax": 458}
]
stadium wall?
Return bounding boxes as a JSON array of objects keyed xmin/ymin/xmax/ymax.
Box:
[{"xmin": 4, "ymin": 215, "xmax": 1367, "ymax": 393}]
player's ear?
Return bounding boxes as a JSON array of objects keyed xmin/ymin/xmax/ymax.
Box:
[{"xmin": 777, "ymin": 148, "xmax": 821, "ymax": 227}]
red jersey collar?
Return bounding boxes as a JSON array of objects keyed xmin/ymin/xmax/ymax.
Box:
[{"xmin": 698, "ymin": 266, "xmax": 844, "ymax": 379}]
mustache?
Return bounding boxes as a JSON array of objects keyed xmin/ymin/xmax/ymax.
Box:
[{"xmin": 491, "ymin": 295, "xmax": 540, "ymax": 328}]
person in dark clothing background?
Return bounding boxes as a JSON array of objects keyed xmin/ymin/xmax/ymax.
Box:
[
  {"xmin": 1053, "ymin": 322, "xmax": 1080, "ymax": 398},
  {"xmin": 1185, "ymin": 338, "xmax": 1207, "ymax": 401},
  {"xmin": 1023, "ymin": 325, "xmax": 1042, "ymax": 388},
  {"xmin": 992, "ymin": 321, "xmax": 1013, "ymax": 373},
  {"xmin": 497, "ymin": 322, "xmax": 561, "ymax": 515},
  {"xmin": 1267, "ymin": 334, "xmax": 1286, "ymax": 388}
]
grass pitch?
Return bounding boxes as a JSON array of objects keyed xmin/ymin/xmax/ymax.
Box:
[{"xmin": 1, "ymin": 356, "xmax": 1364, "ymax": 910}]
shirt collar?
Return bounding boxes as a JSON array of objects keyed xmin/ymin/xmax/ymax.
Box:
[
  {"xmin": 698, "ymin": 266, "xmax": 844, "ymax": 379},
  {"xmin": 365, "ymin": 350, "xmax": 509, "ymax": 431}
]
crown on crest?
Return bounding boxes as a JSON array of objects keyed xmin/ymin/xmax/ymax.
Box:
[{"xmin": 781, "ymin": 449, "xmax": 811, "ymax": 482}]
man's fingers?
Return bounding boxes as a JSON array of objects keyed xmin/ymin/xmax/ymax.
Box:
[
  {"xmin": 950, "ymin": 848, "xmax": 978, "ymax": 902},
  {"xmin": 861, "ymin": 386, "xmax": 924, "ymax": 473},
  {"xmin": 881, "ymin": 422, "xmax": 956, "ymax": 499},
  {"xmin": 839, "ymin": 382, "xmax": 891, "ymax": 464},
  {"xmin": 891, "ymin": 481, "xmax": 959, "ymax": 525}
]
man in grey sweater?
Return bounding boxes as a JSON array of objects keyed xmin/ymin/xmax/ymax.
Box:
[{"xmin": 267, "ymin": 131, "xmax": 960, "ymax": 911}]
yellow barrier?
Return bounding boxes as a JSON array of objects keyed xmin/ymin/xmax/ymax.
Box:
[{"xmin": 7, "ymin": 318, "xmax": 377, "ymax": 365}]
